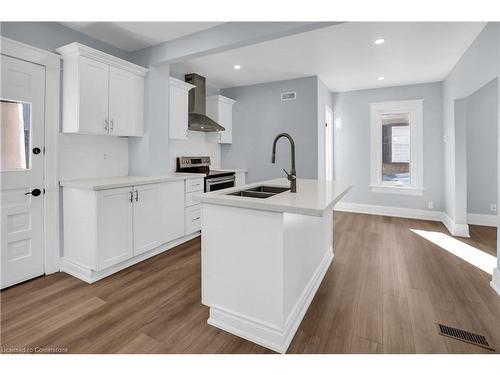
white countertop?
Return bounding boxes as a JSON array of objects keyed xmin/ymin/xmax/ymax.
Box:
[
  {"xmin": 193, "ymin": 178, "xmax": 352, "ymax": 217},
  {"xmin": 60, "ymin": 173, "xmax": 205, "ymax": 191},
  {"xmin": 216, "ymin": 168, "xmax": 248, "ymax": 173}
]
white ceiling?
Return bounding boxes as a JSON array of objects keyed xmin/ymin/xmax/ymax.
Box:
[
  {"xmin": 171, "ymin": 22, "xmax": 486, "ymax": 92},
  {"xmin": 60, "ymin": 22, "xmax": 224, "ymax": 52}
]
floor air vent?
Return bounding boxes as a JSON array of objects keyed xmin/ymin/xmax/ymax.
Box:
[{"xmin": 438, "ymin": 323, "xmax": 494, "ymax": 351}]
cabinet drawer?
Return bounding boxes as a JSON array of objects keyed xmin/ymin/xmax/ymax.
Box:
[
  {"xmin": 185, "ymin": 178, "xmax": 204, "ymax": 193},
  {"xmin": 185, "ymin": 205, "xmax": 201, "ymax": 234},
  {"xmin": 185, "ymin": 191, "xmax": 201, "ymax": 207}
]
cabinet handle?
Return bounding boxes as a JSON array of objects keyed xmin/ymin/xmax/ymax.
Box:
[
  {"xmin": 135, "ymin": 190, "xmax": 139, "ymax": 202},
  {"xmin": 129, "ymin": 191, "xmax": 133, "ymax": 203},
  {"xmin": 192, "ymin": 217, "xmax": 200, "ymax": 221},
  {"xmin": 110, "ymin": 119, "xmax": 114, "ymax": 132},
  {"xmin": 104, "ymin": 119, "xmax": 109, "ymax": 133}
]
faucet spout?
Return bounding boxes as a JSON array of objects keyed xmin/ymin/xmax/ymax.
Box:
[{"xmin": 271, "ymin": 133, "xmax": 297, "ymax": 193}]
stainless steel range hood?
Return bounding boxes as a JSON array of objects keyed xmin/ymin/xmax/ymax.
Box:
[{"xmin": 185, "ymin": 73, "xmax": 225, "ymax": 132}]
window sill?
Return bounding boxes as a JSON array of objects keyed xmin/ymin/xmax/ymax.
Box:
[{"xmin": 369, "ymin": 185, "xmax": 423, "ymax": 196}]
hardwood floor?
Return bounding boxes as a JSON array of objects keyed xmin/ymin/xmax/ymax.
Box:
[{"xmin": 1, "ymin": 212, "xmax": 499, "ymax": 354}]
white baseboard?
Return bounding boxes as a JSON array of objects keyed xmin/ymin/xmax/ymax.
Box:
[
  {"xmin": 61, "ymin": 232, "xmax": 200, "ymax": 284},
  {"xmin": 334, "ymin": 201, "xmax": 443, "ymax": 222},
  {"xmin": 334, "ymin": 202, "xmax": 470, "ymax": 238},
  {"xmin": 207, "ymin": 249, "xmax": 334, "ymax": 353},
  {"xmin": 491, "ymin": 268, "xmax": 500, "ymax": 297},
  {"xmin": 467, "ymin": 213, "xmax": 498, "ymax": 227},
  {"xmin": 442, "ymin": 213, "xmax": 470, "ymax": 238}
]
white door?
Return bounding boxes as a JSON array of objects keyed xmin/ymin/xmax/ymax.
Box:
[
  {"xmin": 325, "ymin": 105, "xmax": 333, "ymax": 181},
  {"xmin": 133, "ymin": 184, "xmax": 162, "ymax": 256},
  {"xmin": 108, "ymin": 66, "xmax": 143, "ymax": 136},
  {"xmin": 158, "ymin": 181, "xmax": 184, "ymax": 244},
  {"xmin": 96, "ymin": 187, "xmax": 133, "ymax": 270},
  {"xmin": 79, "ymin": 56, "xmax": 109, "ymax": 135},
  {"xmin": 1, "ymin": 55, "xmax": 45, "ymax": 288}
]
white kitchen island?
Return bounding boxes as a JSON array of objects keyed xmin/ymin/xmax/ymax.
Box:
[{"xmin": 194, "ymin": 178, "xmax": 351, "ymax": 353}]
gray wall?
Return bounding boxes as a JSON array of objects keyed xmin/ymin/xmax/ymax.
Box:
[
  {"xmin": 0, "ymin": 22, "xmax": 132, "ymax": 60},
  {"xmin": 442, "ymin": 22, "xmax": 499, "ymax": 224},
  {"xmin": 332, "ymin": 82, "xmax": 444, "ymax": 211},
  {"xmin": 317, "ymin": 79, "xmax": 334, "ymax": 180},
  {"xmin": 220, "ymin": 76, "xmax": 318, "ymax": 183},
  {"xmin": 466, "ymin": 79, "xmax": 498, "ymax": 215}
]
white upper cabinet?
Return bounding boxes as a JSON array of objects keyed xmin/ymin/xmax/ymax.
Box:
[
  {"xmin": 169, "ymin": 77, "xmax": 195, "ymax": 140},
  {"xmin": 56, "ymin": 43, "xmax": 148, "ymax": 136},
  {"xmin": 109, "ymin": 66, "xmax": 145, "ymax": 136},
  {"xmin": 206, "ymin": 95, "xmax": 236, "ymax": 144},
  {"xmin": 79, "ymin": 57, "xmax": 109, "ymax": 134}
]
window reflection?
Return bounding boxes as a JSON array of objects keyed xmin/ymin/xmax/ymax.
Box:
[
  {"xmin": 1, "ymin": 99, "xmax": 31, "ymax": 170},
  {"xmin": 381, "ymin": 113, "xmax": 410, "ymax": 185}
]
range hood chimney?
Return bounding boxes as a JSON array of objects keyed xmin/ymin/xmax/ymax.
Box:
[{"xmin": 185, "ymin": 73, "xmax": 225, "ymax": 133}]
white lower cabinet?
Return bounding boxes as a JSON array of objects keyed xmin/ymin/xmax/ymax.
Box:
[
  {"xmin": 185, "ymin": 205, "xmax": 201, "ymax": 235},
  {"xmin": 159, "ymin": 181, "xmax": 185, "ymax": 243},
  {"xmin": 96, "ymin": 187, "xmax": 134, "ymax": 270},
  {"xmin": 132, "ymin": 184, "xmax": 162, "ymax": 256},
  {"xmin": 63, "ymin": 180, "xmax": 186, "ymax": 281},
  {"xmin": 184, "ymin": 178, "xmax": 203, "ymax": 235}
]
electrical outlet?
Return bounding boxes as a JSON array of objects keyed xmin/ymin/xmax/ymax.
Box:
[
  {"xmin": 103, "ymin": 153, "xmax": 108, "ymax": 160},
  {"xmin": 443, "ymin": 135, "xmax": 448, "ymax": 143},
  {"xmin": 490, "ymin": 204, "xmax": 497, "ymax": 212},
  {"xmin": 428, "ymin": 201, "xmax": 434, "ymax": 209}
]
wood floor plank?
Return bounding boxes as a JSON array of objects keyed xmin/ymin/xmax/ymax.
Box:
[{"xmin": 1, "ymin": 212, "xmax": 498, "ymax": 354}]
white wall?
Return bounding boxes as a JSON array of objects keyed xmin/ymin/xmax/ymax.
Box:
[
  {"xmin": 221, "ymin": 77, "xmax": 319, "ymax": 183},
  {"xmin": 466, "ymin": 79, "xmax": 498, "ymax": 216},
  {"xmin": 332, "ymin": 82, "xmax": 444, "ymax": 211},
  {"xmin": 317, "ymin": 79, "xmax": 332, "ymax": 180},
  {"xmin": 168, "ymin": 132, "xmax": 221, "ymax": 171},
  {"xmin": 442, "ymin": 23, "xmax": 499, "ymax": 226},
  {"xmin": 1, "ymin": 22, "xmax": 134, "ymax": 181},
  {"xmin": 59, "ymin": 135, "xmax": 129, "ymax": 179}
]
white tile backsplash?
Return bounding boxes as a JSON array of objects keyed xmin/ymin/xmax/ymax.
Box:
[
  {"xmin": 168, "ymin": 131, "xmax": 221, "ymax": 171},
  {"xmin": 59, "ymin": 134, "xmax": 129, "ymax": 180}
]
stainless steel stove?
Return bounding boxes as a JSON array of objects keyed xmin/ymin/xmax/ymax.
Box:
[{"xmin": 176, "ymin": 156, "xmax": 235, "ymax": 192}]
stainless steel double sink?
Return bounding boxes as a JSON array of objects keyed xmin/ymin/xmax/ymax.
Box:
[{"xmin": 227, "ymin": 185, "xmax": 290, "ymax": 199}]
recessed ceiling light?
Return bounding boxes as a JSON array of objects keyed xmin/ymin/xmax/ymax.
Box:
[
  {"xmin": 233, "ymin": 65, "xmax": 241, "ymax": 70},
  {"xmin": 374, "ymin": 38, "xmax": 385, "ymax": 45},
  {"xmin": 378, "ymin": 76, "xmax": 385, "ymax": 81}
]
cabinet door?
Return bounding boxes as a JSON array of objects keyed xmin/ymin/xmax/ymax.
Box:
[
  {"xmin": 96, "ymin": 187, "xmax": 133, "ymax": 270},
  {"xmin": 158, "ymin": 181, "xmax": 185, "ymax": 243},
  {"xmin": 133, "ymin": 184, "xmax": 162, "ymax": 256},
  {"xmin": 79, "ymin": 56, "xmax": 109, "ymax": 134},
  {"xmin": 109, "ymin": 66, "xmax": 144, "ymax": 136},
  {"xmin": 169, "ymin": 84, "xmax": 189, "ymax": 140},
  {"xmin": 218, "ymin": 101, "xmax": 233, "ymax": 144}
]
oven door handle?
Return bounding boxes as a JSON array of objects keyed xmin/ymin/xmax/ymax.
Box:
[{"xmin": 206, "ymin": 175, "xmax": 236, "ymax": 184}]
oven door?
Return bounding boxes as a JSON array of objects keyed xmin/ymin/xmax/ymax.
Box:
[{"xmin": 205, "ymin": 175, "xmax": 236, "ymax": 192}]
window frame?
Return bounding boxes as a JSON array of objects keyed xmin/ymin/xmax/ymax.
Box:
[{"xmin": 369, "ymin": 99, "xmax": 424, "ymax": 196}]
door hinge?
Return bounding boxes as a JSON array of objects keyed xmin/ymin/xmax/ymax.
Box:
[
  {"xmin": 43, "ymin": 188, "xmax": 46, "ymax": 194},
  {"xmin": 43, "ymin": 147, "xmax": 46, "ymax": 154}
]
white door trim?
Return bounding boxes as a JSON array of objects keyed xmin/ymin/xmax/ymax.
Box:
[{"xmin": 1, "ymin": 37, "xmax": 61, "ymax": 274}]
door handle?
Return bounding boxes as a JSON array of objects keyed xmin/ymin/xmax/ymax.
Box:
[
  {"xmin": 25, "ymin": 188, "xmax": 42, "ymax": 197},
  {"xmin": 110, "ymin": 119, "xmax": 114, "ymax": 132},
  {"xmin": 135, "ymin": 190, "xmax": 138, "ymax": 202},
  {"xmin": 129, "ymin": 191, "xmax": 133, "ymax": 203},
  {"xmin": 104, "ymin": 119, "xmax": 109, "ymax": 133}
]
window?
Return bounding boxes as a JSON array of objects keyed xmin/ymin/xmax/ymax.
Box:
[
  {"xmin": 370, "ymin": 100, "xmax": 423, "ymax": 195},
  {"xmin": 1, "ymin": 99, "xmax": 31, "ymax": 170}
]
